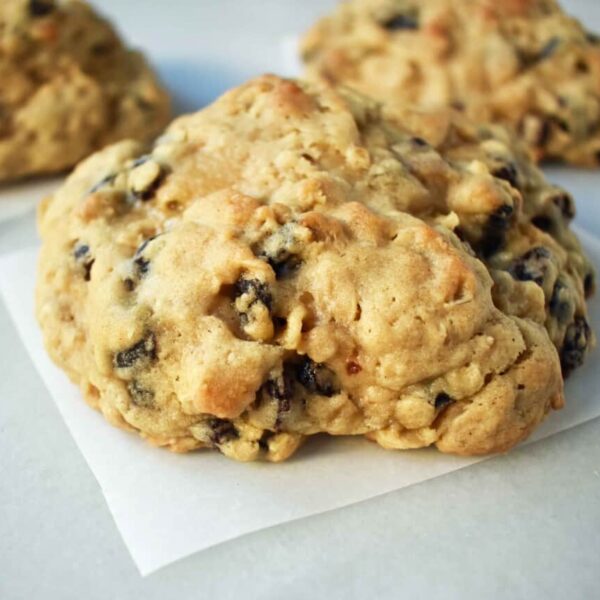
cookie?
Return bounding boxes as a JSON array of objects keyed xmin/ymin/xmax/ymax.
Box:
[
  {"xmin": 0, "ymin": 0, "xmax": 170, "ymax": 182},
  {"xmin": 375, "ymin": 98, "xmax": 595, "ymax": 372},
  {"xmin": 302, "ymin": 0, "xmax": 600, "ymax": 166},
  {"xmin": 37, "ymin": 76, "xmax": 579, "ymax": 462}
]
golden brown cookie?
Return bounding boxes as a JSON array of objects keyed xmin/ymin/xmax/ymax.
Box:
[
  {"xmin": 37, "ymin": 76, "xmax": 581, "ymax": 462},
  {"xmin": 302, "ymin": 0, "xmax": 600, "ymax": 166},
  {"xmin": 0, "ymin": 0, "xmax": 170, "ymax": 181}
]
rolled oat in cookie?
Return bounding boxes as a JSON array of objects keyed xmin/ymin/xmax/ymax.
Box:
[
  {"xmin": 302, "ymin": 0, "xmax": 600, "ymax": 166},
  {"xmin": 0, "ymin": 0, "xmax": 170, "ymax": 181},
  {"xmin": 37, "ymin": 76, "xmax": 591, "ymax": 462}
]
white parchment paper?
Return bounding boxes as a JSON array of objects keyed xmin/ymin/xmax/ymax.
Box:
[{"xmin": 1, "ymin": 230, "xmax": 599, "ymax": 576}]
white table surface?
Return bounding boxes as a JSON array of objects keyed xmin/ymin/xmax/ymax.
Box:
[{"xmin": 1, "ymin": 1, "xmax": 600, "ymax": 598}]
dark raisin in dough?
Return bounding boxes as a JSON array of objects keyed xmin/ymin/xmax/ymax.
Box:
[
  {"xmin": 434, "ymin": 392, "xmax": 454, "ymax": 410},
  {"xmin": 127, "ymin": 381, "xmax": 155, "ymax": 408},
  {"xmin": 537, "ymin": 37, "xmax": 561, "ymax": 61},
  {"xmin": 560, "ymin": 316, "xmax": 591, "ymax": 376},
  {"xmin": 258, "ymin": 225, "xmax": 304, "ymax": 280},
  {"xmin": 89, "ymin": 173, "xmax": 116, "ymax": 194},
  {"xmin": 233, "ymin": 278, "xmax": 273, "ymax": 310},
  {"xmin": 531, "ymin": 214, "xmax": 554, "ymax": 232},
  {"xmin": 520, "ymin": 38, "xmax": 560, "ymax": 68},
  {"xmin": 29, "ymin": 0, "xmax": 55, "ymax": 17},
  {"xmin": 265, "ymin": 366, "xmax": 296, "ymax": 429},
  {"xmin": 209, "ymin": 419, "xmax": 238, "ymax": 446},
  {"xmin": 296, "ymin": 357, "xmax": 338, "ymax": 397},
  {"xmin": 411, "ymin": 137, "xmax": 428, "ymax": 147},
  {"xmin": 132, "ymin": 236, "xmax": 159, "ymax": 278},
  {"xmin": 549, "ymin": 280, "xmax": 573, "ymax": 324},
  {"xmin": 550, "ymin": 192, "xmax": 575, "ymax": 220},
  {"xmin": 477, "ymin": 205, "xmax": 514, "ymax": 258},
  {"xmin": 508, "ymin": 246, "xmax": 552, "ymax": 286},
  {"xmin": 73, "ymin": 243, "xmax": 90, "ymax": 259},
  {"xmin": 584, "ymin": 272, "xmax": 595, "ymax": 298},
  {"xmin": 73, "ymin": 243, "xmax": 95, "ymax": 281},
  {"xmin": 134, "ymin": 256, "xmax": 150, "ymax": 277},
  {"xmin": 535, "ymin": 119, "xmax": 553, "ymax": 148},
  {"xmin": 114, "ymin": 334, "xmax": 156, "ymax": 369},
  {"xmin": 131, "ymin": 155, "xmax": 152, "ymax": 168},
  {"xmin": 492, "ymin": 163, "xmax": 519, "ymax": 189},
  {"xmin": 381, "ymin": 14, "xmax": 419, "ymax": 30},
  {"xmin": 135, "ymin": 236, "xmax": 158, "ymax": 257}
]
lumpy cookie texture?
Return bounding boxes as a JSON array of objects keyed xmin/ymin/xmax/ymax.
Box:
[
  {"xmin": 0, "ymin": 0, "xmax": 170, "ymax": 181},
  {"xmin": 37, "ymin": 75, "xmax": 592, "ymax": 462},
  {"xmin": 302, "ymin": 0, "xmax": 600, "ymax": 166}
]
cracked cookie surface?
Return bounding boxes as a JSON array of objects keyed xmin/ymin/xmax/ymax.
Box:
[
  {"xmin": 37, "ymin": 75, "xmax": 586, "ymax": 462},
  {"xmin": 0, "ymin": 0, "xmax": 170, "ymax": 181},
  {"xmin": 302, "ymin": 0, "xmax": 600, "ymax": 166}
]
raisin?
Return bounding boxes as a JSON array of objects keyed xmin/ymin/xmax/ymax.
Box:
[
  {"xmin": 265, "ymin": 365, "xmax": 295, "ymax": 430},
  {"xmin": 477, "ymin": 205, "xmax": 514, "ymax": 258},
  {"xmin": 91, "ymin": 42, "xmax": 112, "ymax": 56},
  {"xmin": 520, "ymin": 38, "xmax": 560, "ymax": 67},
  {"xmin": 382, "ymin": 14, "xmax": 419, "ymax": 30},
  {"xmin": 258, "ymin": 225, "xmax": 304, "ymax": 280},
  {"xmin": 73, "ymin": 244, "xmax": 90, "ymax": 260},
  {"xmin": 584, "ymin": 272, "xmax": 595, "ymax": 298},
  {"xmin": 586, "ymin": 31, "xmax": 600, "ymax": 44},
  {"xmin": 266, "ymin": 369, "xmax": 295, "ymax": 403},
  {"xmin": 127, "ymin": 381, "xmax": 155, "ymax": 408},
  {"xmin": 508, "ymin": 247, "xmax": 552, "ymax": 286},
  {"xmin": 550, "ymin": 192, "xmax": 575, "ymax": 220},
  {"xmin": 434, "ymin": 392, "xmax": 454, "ymax": 410},
  {"xmin": 73, "ymin": 243, "xmax": 94, "ymax": 281},
  {"xmin": 132, "ymin": 236, "xmax": 158, "ymax": 278},
  {"xmin": 531, "ymin": 214, "xmax": 554, "ymax": 232},
  {"xmin": 537, "ymin": 37, "xmax": 560, "ymax": 61},
  {"xmin": 233, "ymin": 278, "xmax": 272, "ymax": 310},
  {"xmin": 89, "ymin": 173, "xmax": 116, "ymax": 194},
  {"xmin": 411, "ymin": 137, "xmax": 428, "ymax": 147},
  {"xmin": 29, "ymin": 0, "xmax": 54, "ymax": 17},
  {"xmin": 492, "ymin": 163, "xmax": 519, "ymax": 190},
  {"xmin": 114, "ymin": 334, "xmax": 156, "ymax": 369},
  {"xmin": 560, "ymin": 317, "xmax": 591, "ymax": 376},
  {"xmin": 124, "ymin": 278, "xmax": 135, "ymax": 292},
  {"xmin": 258, "ymin": 431, "xmax": 274, "ymax": 451},
  {"xmin": 270, "ymin": 256, "xmax": 301, "ymax": 279},
  {"xmin": 131, "ymin": 155, "xmax": 151, "ymax": 168},
  {"xmin": 296, "ymin": 357, "xmax": 338, "ymax": 397},
  {"xmin": 134, "ymin": 256, "xmax": 150, "ymax": 277},
  {"xmin": 535, "ymin": 119, "xmax": 552, "ymax": 148},
  {"xmin": 549, "ymin": 280, "xmax": 572, "ymax": 324},
  {"xmin": 529, "ymin": 115, "xmax": 567, "ymax": 149},
  {"xmin": 83, "ymin": 260, "xmax": 95, "ymax": 282},
  {"xmin": 209, "ymin": 419, "xmax": 238, "ymax": 446},
  {"xmin": 135, "ymin": 236, "xmax": 158, "ymax": 257}
]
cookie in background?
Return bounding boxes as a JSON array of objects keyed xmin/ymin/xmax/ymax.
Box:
[
  {"xmin": 302, "ymin": 0, "xmax": 600, "ymax": 167},
  {"xmin": 0, "ymin": 0, "xmax": 170, "ymax": 182}
]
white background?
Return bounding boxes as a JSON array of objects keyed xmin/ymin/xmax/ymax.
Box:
[{"xmin": 1, "ymin": 1, "xmax": 600, "ymax": 598}]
